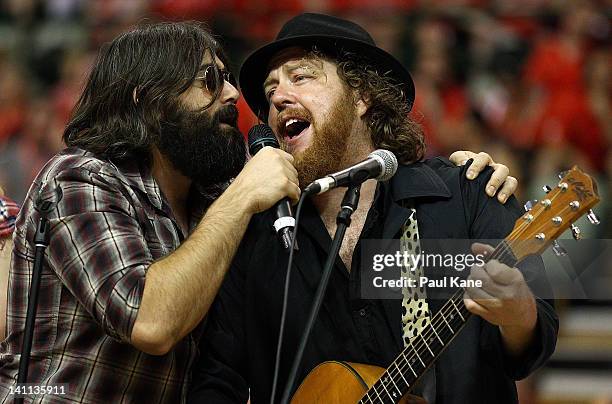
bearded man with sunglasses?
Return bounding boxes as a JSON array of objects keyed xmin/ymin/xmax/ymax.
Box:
[
  {"xmin": 0, "ymin": 21, "xmax": 302, "ymax": 403},
  {"xmin": 0, "ymin": 20, "xmax": 517, "ymax": 403}
]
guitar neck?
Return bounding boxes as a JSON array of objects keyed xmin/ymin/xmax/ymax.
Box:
[
  {"xmin": 359, "ymin": 240, "xmax": 518, "ymax": 404},
  {"xmin": 359, "ymin": 166, "xmax": 599, "ymax": 404}
]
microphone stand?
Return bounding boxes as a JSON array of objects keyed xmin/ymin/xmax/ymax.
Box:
[
  {"xmin": 16, "ymin": 186, "xmax": 61, "ymax": 404},
  {"xmin": 280, "ymin": 184, "xmax": 361, "ymax": 404}
]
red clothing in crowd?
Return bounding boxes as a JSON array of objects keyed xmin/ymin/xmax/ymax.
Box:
[
  {"xmin": 523, "ymin": 37, "xmax": 607, "ymax": 171},
  {"xmin": 410, "ymin": 84, "xmax": 470, "ymax": 155}
]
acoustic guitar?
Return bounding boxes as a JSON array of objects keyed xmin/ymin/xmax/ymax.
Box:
[{"xmin": 291, "ymin": 166, "xmax": 600, "ymax": 404}]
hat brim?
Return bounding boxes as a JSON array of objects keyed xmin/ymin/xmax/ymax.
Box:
[{"xmin": 239, "ymin": 34, "xmax": 415, "ymax": 120}]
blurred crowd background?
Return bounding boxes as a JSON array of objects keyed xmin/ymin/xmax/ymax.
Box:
[{"xmin": 0, "ymin": 0, "xmax": 610, "ymax": 403}]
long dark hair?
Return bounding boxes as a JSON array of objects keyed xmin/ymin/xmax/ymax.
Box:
[{"xmin": 63, "ymin": 21, "xmax": 222, "ymax": 162}]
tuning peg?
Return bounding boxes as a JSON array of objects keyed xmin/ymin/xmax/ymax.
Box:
[
  {"xmin": 542, "ymin": 185, "xmax": 552, "ymax": 193},
  {"xmin": 524, "ymin": 200, "xmax": 538, "ymax": 212},
  {"xmin": 587, "ymin": 209, "xmax": 600, "ymax": 225},
  {"xmin": 571, "ymin": 224, "xmax": 581, "ymax": 240},
  {"xmin": 558, "ymin": 170, "xmax": 568, "ymax": 180},
  {"xmin": 552, "ymin": 240, "xmax": 567, "ymax": 256}
]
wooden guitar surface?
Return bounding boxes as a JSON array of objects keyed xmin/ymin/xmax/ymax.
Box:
[
  {"xmin": 291, "ymin": 166, "xmax": 599, "ymax": 404},
  {"xmin": 291, "ymin": 361, "xmax": 426, "ymax": 404}
]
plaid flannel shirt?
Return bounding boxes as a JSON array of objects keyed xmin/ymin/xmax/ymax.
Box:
[{"xmin": 0, "ymin": 147, "xmax": 207, "ymax": 403}]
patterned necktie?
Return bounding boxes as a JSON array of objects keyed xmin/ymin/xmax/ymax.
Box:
[{"xmin": 400, "ymin": 209, "xmax": 431, "ymax": 345}]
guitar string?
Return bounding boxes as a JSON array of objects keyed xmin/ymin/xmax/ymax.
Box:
[
  {"xmin": 370, "ymin": 203, "xmax": 571, "ymax": 403},
  {"xmin": 366, "ymin": 197, "xmax": 577, "ymax": 404},
  {"xmin": 362, "ymin": 189, "xmax": 573, "ymax": 403},
  {"xmin": 361, "ymin": 242, "xmax": 510, "ymax": 404},
  {"xmin": 362, "ymin": 249, "xmax": 500, "ymax": 403},
  {"xmin": 372, "ymin": 188, "xmax": 574, "ymax": 400}
]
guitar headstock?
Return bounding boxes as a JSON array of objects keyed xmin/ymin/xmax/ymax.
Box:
[{"xmin": 507, "ymin": 166, "xmax": 600, "ymax": 261}]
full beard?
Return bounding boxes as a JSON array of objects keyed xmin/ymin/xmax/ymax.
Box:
[
  {"xmin": 157, "ymin": 104, "xmax": 247, "ymax": 191},
  {"xmin": 280, "ymin": 91, "xmax": 356, "ymax": 189}
]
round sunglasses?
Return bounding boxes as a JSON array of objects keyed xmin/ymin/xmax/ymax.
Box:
[{"xmin": 193, "ymin": 64, "xmax": 237, "ymax": 95}]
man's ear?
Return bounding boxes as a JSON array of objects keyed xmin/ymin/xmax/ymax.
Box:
[
  {"xmin": 355, "ymin": 93, "xmax": 369, "ymax": 118},
  {"xmin": 132, "ymin": 87, "xmax": 140, "ymax": 105}
]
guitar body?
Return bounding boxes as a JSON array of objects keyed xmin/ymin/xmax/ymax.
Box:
[
  {"xmin": 291, "ymin": 361, "xmax": 418, "ymax": 404},
  {"xmin": 292, "ymin": 168, "xmax": 599, "ymax": 404}
]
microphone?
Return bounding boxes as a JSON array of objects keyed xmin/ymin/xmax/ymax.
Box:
[
  {"xmin": 247, "ymin": 124, "xmax": 295, "ymax": 250},
  {"xmin": 303, "ymin": 149, "xmax": 398, "ymax": 195}
]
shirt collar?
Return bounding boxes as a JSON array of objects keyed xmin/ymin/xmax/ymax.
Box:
[
  {"xmin": 386, "ymin": 161, "xmax": 452, "ymax": 201},
  {"xmin": 112, "ymin": 157, "xmax": 211, "ymax": 234},
  {"xmin": 111, "ymin": 158, "xmax": 165, "ymax": 210}
]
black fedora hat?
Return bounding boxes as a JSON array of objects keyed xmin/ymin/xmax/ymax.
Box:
[{"xmin": 239, "ymin": 12, "xmax": 415, "ymax": 120}]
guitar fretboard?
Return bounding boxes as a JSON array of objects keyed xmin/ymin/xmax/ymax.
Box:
[{"xmin": 359, "ymin": 240, "xmax": 517, "ymax": 404}]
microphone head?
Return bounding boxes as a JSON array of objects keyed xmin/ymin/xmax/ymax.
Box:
[
  {"xmin": 368, "ymin": 149, "xmax": 398, "ymax": 181},
  {"xmin": 248, "ymin": 124, "xmax": 279, "ymax": 155}
]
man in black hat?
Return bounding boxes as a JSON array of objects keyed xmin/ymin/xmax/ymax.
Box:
[{"xmin": 190, "ymin": 13, "xmax": 557, "ymax": 403}]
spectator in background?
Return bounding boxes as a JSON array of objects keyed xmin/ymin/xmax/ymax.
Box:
[
  {"xmin": 0, "ymin": 61, "xmax": 28, "ymax": 147},
  {"xmin": 523, "ymin": 0, "xmax": 609, "ymax": 175},
  {"xmin": 0, "ymin": 97, "xmax": 63, "ymax": 202},
  {"xmin": 0, "ymin": 188, "xmax": 19, "ymax": 339},
  {"xmin": 409, "ymin": 18, "xmax": 481, "ymax": 158},
  {"xmin": 0, "ymin": 49, "xmax": 89, "ymax": 202},
  {"xmin": 0, "ymin": 60, "xmax": 33, "ymax": 202},
  {"xmin": 583, "ymin": 48, "xmax": 611, "ymax": 167}
]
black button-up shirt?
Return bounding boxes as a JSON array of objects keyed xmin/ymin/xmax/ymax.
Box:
[{"xmin": 190, "ymin": 157, "xmax": 558, "ymax": 404}]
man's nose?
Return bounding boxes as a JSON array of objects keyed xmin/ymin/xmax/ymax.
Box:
[
  {"xmin": 220, "ymin": 79, "xmax": 240, "ymax": 104},
  {"xmin": 270, "ymin": 82, "xmax": 297, "ymax": 112}
]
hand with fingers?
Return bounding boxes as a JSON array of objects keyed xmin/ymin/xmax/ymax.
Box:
[
  {"xmin": 449, "ymin": 151, "xmax": 518, "ymax": 204},
  {"xmin": 463, "ymin": 243, "xmax": 538, "ymax": 356},
  {"xmin": 227, "ymin": 146, "xmax": 301, "ymax": 215}
]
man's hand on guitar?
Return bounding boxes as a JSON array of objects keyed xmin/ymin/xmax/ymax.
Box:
[
  {"xmin": 463, "ymin": 243, "xmax": 538, "ymax": 356},
  {"xmin": 449, "ymin": 151, "xmax": 518, "ymax": 204}
]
